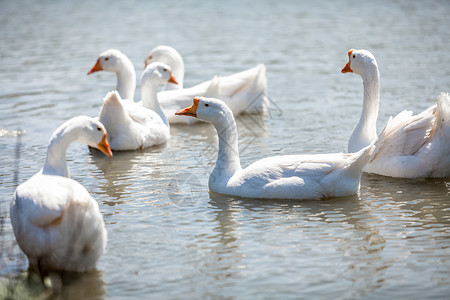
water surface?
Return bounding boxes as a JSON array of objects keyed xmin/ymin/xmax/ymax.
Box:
[{"xmin": 1, "ymin": 0, "xmax": 449, "ymax": 299}]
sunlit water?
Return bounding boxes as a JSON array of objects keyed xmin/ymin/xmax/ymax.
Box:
[{"xmin": 1, "ymin": 0, "xmax": 450, "ymax": 299}]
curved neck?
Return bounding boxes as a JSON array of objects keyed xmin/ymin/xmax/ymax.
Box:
[
  {"xmin": 162, "ymin": 53, "xmax": 184, "ymax": 90},
  {"xmin": 349, "ymin": 66, "xmax": 380, "ymax": 153},
  {"xmin": 42, "ymin": 128, "xmax": 78, "ymax": 177},
  {"xmin": 171, "ymin": 62, "xmax": 184, "ymax": 89},
  {"xmin": 140, "ymin": 82, "xmax": 169, "ymax": 127},
  {"xmin": 116, "ymin": 59, "xmax": 136, "ymax": 101},
  {"xmin": 210, "ymin": 114, "xmax": 242, "ymax": 185},
  {"xmin": 171, "ymin": 54, "xmax": 185, "ymax": 87}
]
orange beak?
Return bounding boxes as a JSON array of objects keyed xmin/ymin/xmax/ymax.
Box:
[
  {"xmin": 175, "ymin": 97, "xmax": 199, "ymax": 117},
  {"xmin": 341, "ymin": 49, "xmax": 354, "ymax": 73},
  {"xmin": 97, "ymin": 132, "xmax": 113, "ymax": 157},
  {"xmin": 87, "ymin": 59, "xmax": 103, "ymax": 75},
  {"xmin": 168, "ymin": 73, "xmax": 178, "ymax": 85}
]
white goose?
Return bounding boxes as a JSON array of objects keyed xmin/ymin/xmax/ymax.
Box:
[
  {"xmin": 88, "ymin": 49, "xmax": 136, "ymax": 101},
  {"xmin": 88, "ymin": 49, "xmax": 269, "ymax": 124},
  {"xmin": 342, "ymin": 49, "xmax": 450, "ymax": 178},
  {"xmin": 10, "ymin": 116, "xmax": 112, "ymax": 272},
  {"xmin": 145, "ymin": 45, "xmax": 269, "ymax": 115},
  {"xmin": 98, "ymin": 62, "xmax": 177, "ymax": 151},
  {"xmin": 144, "ymin": 45, "xmax": 184, "ymax": 91},
  {"xmin": 176, "ymin": 97, "xmax": 375, "ymax": 200}
]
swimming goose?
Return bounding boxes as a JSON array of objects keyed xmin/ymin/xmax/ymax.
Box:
[
  {"xmin": 145, "ymin": 45, "xmax": 269, "ymax": 115},
  {"xmin": 144, "ymin": 45, "xmax": 184, "ymax": 91},
  {"xmin": 10, "ymin": 116, "xmax": 112, "ymax": 272},
  {"xmin": 342, "ymin": 49, "xmax": 450, "ymax": 178},
  {"xmin": 98, "ymin": 62, "xmax": 176, "ymax": 150},
  {"xmin": 176, "ymin": 97, "xmax": 375, "ymax": 200},
  {"xmin": 88, "ymin": 49, "xmax": 269, "ymax": 124},
  {"xmin": 88, "ymin": 49, "xmax": 136, "ymax": 101}
]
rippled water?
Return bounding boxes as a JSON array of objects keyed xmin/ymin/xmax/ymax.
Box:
[{"xmin": 1, "ymin": 0, "xmax": 450, "ymax": 299}]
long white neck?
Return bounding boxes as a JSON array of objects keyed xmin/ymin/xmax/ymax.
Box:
[
  {"xmin": 116, "ymin": 58, "xmax": 136, "ymax": 101},
  {"xmin": 348, "ymin": 65, "xmax": 380, "ymax": 153},
  {"xmin": 140, "ymin": 82, "xmax": 169, "ymax": 127},
  {"xmin": 170, "ymin": 52, "xmax": 184, "ymax": 88},
  {"xmin": 209, "ymin": 113, "xmax": 242, "ymax": 189},
  {"xmin": 160, "ymin": 52, "xmax": 184, "ymax": 90},
  {"xmin": 42, "ymin": 127, "xmax": 79, "ymax": 177},
  {"xmin": 172, "ymin": 63, "xmax": 184, "ymax": 88}
]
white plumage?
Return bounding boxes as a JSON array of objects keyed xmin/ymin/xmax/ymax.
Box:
[
  {"xmin": 11, "ymin": 116, "xmax": 112, "ymax": 272},
  {"xmin": 176, "ymin": 97, "xmax": 375, "ymax": 200},
  {"xmin": 342, "ymin": 49, "xmax": 450, "ymax": 178},
  {"xmin": 98, "ymin": 62, "xmax": 176, "ymax": 150},
  {"xmin": 89, "ymin": 48, "xmax": 269, "ymax": 124}
]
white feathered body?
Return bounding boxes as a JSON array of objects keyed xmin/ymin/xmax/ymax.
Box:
[
  {"xmin": 11, "ymin": 173, "xmax": 107, "ymax": 272},
  {"xmin": 176, "ymin": 96, "xmax": 374, "ymax": 200},
  {"xmin": 365, "ymin": 93, "xmax": 450, "ymax": 178},
  {"xmin": 98, "ymin": 91, "xmax": 170, "ymax": 150},
  {"xmin": 158, "ymin": 64, "xmax": 269, "ymax": 124},
  {"xmin": 211, "ymin": 145, "xmax": 374, "ymax": 200},
  {"xmin": 343, "ymin": 49, "xmax": 450, "ymax": 178}
]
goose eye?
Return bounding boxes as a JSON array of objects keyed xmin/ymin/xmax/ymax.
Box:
[
  {"xmin": 105, "ymin": 57, "xmax": 109, "ymax": 61},
  {"xmin": 205, "ymin": 103, "xmax": 209, "ymax": 107},
  {"xmin": 163, "ymin": 68, "xmax": 167, "ymax": 72},
  {"xmin": 97, "ymin": 127, "xmax": 102, "ymax": 131},
  {"xmin": 352, "ymin": 55, "xmax": 356, "ymax": 59}
]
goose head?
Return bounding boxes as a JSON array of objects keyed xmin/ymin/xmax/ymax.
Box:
[
  {"xmin": 88, "ymin": 49, "xmax": 127, "ymax": 74},
  {"xmin": 57, "ymin": 116, "xmax": 113, "ymax": 157},
  {"xmin": 141, "ymin": 62, "xmax": 178, "ymax": 87},
  {"xmin": 175, "ymin": 97, "xmax": 232, "ymax": 124},
  {"xmin": 144, "ymin": 45, "xmax": 183, "ymax": 69},
  {"xmin": 43, "ymin": 116, "xmax": 112, "ymax": 176},
  {"xmin": 341, "ymin": 49, "xmax": 378, "ymax": 78},
  {"xmin": 74, "ymin": 116, "xmax": 113, "ymax": 157},
  {"xmin": 144, "ymin": 46, "xmax": 184, "ymax": 85}
]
